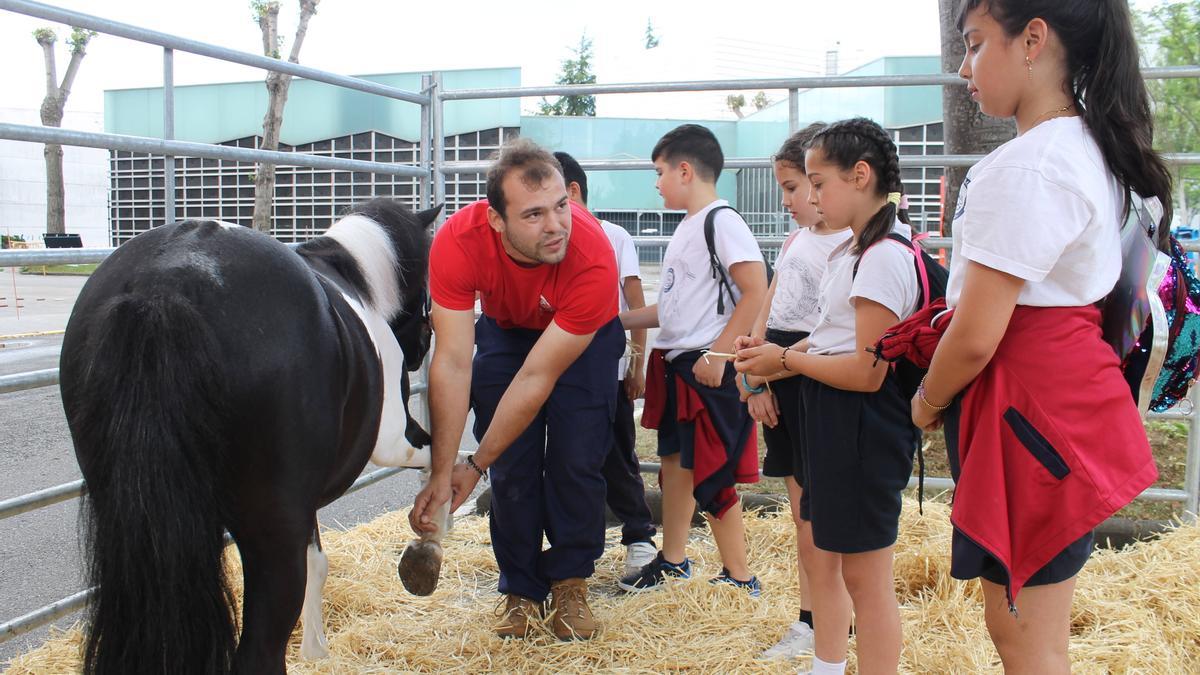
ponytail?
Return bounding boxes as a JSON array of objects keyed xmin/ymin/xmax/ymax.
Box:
[{"xmin": 958, "ymin": 0, "xmax": 1174, "ymax": 243}]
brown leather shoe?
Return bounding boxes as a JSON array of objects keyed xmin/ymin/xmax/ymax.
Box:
[
  {"xmin": 548, "ymin": 578, "xmax": 599, "ymax": 640},
  {"xmin": 494, "ymin": 594, "xmax": 541, "ymax": 639}
]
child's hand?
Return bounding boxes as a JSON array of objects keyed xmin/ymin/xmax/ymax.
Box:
[
  {"xmin": 747, "ymin": 391, "xmax": 779, "ymax": 427},
  {"xmin": 624, "ymin": 369, "xmax": 646, "ymax": 401},
  {"xmin": 911, "ymin": 393, "xmax": 944, "ymax": 432},
  {"xmin": 693, "ymin": 354, "xmax": 726, "ymax": 388},
  {"xmin": 733, "ymin": 335, "xmax": 764, "ymax": 352},
  {"xmin": 734, "ymin": 343, "xmax": 785, "ymax": 377}
]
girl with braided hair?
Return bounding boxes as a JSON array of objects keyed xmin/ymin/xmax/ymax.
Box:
[
  {"xmin": 911, "ymin": 1, "xmax": 1165, "ymax": 671},
  {"xmin": 736, "ymin": 117, "xmax": 921, "ymax": 674}
]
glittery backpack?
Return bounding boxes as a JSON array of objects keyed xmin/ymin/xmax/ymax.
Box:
[{"xmin": 1102, "ymin": 195, "xmax": 1200, "ymax": 415}]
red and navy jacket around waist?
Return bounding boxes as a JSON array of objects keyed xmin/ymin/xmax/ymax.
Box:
[
  {"xmin": 642, "ymin": 349, "xmax": 759, "ymax": 517},
  {"xmin": 944, "ymin": 305, "xmax": 1156, "ymax": 606}
]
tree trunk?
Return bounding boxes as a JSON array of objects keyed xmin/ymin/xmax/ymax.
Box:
[
  {"xmin": 41, "ymin": 100, "xmax": 66, "ymax": 235},
  {"xmin": 939, "ymin": 0, "xmax": 1015, "ymax": 235},
  {"xmin": 251, "ymin": 0, "xmax": 319, "ymax": 235}
]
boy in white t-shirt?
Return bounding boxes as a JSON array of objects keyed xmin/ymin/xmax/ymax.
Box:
[
  {"xmin": 555, "ymin": 152, "xmax": 659, "ymax": 577},
  {"xmin": 619, "ymin": 124, "xmax": 768, "ymax": 594}
]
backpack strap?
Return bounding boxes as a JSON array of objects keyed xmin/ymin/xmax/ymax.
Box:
[
  {"xmin": 852, "ymin": 232, "xmax": 929, "ymax": 309},
  {"xmin": 704, "ymin": 205, "xmax": 739, "ymax": 315}
]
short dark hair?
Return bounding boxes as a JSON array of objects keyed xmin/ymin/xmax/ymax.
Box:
[
  {"xmin": 651, "ymin": 124, "xmax": 724, "ymax": 183},
  {"xmin": 553, "ymin": 151, "xmax": 588, "ymax": 205},
  {"xmin": 485, "ymin": 138, "xmax": 563, "ymax": 219}
]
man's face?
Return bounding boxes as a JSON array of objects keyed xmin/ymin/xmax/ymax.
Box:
[{"xmin": 488, "ymin": 169, "xmax": 572, "ymax": 265}]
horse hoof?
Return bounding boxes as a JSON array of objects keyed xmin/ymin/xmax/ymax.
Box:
[{"xmin": 398, "ymin": 540, "xmax": 443, "ymax": 596}]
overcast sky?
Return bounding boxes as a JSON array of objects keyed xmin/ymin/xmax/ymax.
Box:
[{"xmin": 0, "ymin": 0, "xmax": 1170, "ymax": 121}]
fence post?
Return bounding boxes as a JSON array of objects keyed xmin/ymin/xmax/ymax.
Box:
[
  {"xmin": 163, "ymin": 47, "xmax": 175, "ymax": 224},
  {"xmin": 419, "ymin": 74, "xmax": 432, "ymax": 211},
  {"xmin": 1186, "ymin": 387, "xmax": 1200, "ymax": 523},
  {"xmin": 431, "ymin": 71, "xmax": 445, "ymax": 227},
  {"xmin": 788, "ymin": 88, "xmax": 799, "ymax": 134}
]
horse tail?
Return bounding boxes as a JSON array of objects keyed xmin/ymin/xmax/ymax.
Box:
[{"xmin": 69, "ymin": 292, "xmax": 236, "ymax": 675}]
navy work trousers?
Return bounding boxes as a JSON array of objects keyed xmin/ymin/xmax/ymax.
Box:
[
  {"xmin": 471, "ymin": 315, "xmax": 623, "ymax": 601},
  {"xmin": 603, "ymin": 386, "xmax": 656, "ymax": 545}
]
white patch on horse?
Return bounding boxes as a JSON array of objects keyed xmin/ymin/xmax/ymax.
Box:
[
  {"xmin": 335, "ymin": 290, "xmax": 424, "ymax": 468},
  {"xmin": 324, "ymin": 214, "xmax": 403, "ymax": 319},
  {"xmin": 213, "ymin": 220, "xmax": 242, "ymax": 230},
  {"xmin": 299, "ymin": 540, "xmax": 329, "ymax": 660}
]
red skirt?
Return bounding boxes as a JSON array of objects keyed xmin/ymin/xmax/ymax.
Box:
[{"xmin": 947, "ymin": 305, "xmax": 1157, "ymax": 606}]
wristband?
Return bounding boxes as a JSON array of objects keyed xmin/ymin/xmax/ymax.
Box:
[
  {"xmin": 917, "ymin": 376, "xmax": 951, "ymax": 411},
  {"xmin": 741, "ymin": 372, "xmax": 766, "ymax": 395},
  {"xmin": 780, "ymin": 346, "xmax": 793, "ymax": 372},
  {"xmin": 466, "ymin": 454, "xmax": 489, "ymax": 481}
]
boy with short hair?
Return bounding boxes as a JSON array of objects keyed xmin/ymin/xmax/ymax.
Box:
[{"xmin": 618, "ymin": 124, "xmax": 767, "ymax": 594}]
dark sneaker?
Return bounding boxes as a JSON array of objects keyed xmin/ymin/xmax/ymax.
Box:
[
  {"xmin": 617, "ymin": 552, "xmax": 692, "ymax": 592},
  {"xmin": 709, "ymin": 568, "xmax": 762, "ymax": 597}
]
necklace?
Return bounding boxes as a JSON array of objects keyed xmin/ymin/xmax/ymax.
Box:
[{"xmin": 1031, "ymin": 103, "xmax": 1075, "ymax": 128}]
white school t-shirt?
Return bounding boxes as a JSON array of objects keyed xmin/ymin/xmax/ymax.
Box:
[
  {"xmin": 602, "ymin": 219, "xmax": 642, "ymax": 380},
  {"xmin": 946, "ymin": 116, "xmax": 1124, "ymax": 308},
  {"xmin": 767, "ymin": 226, "xmax": 853, "ymax": 334},
  {"xmin": 654, "ymin": 200, "xmax": 763, "ymax": 360},
  {"xmin": 806, "ymin": 221, "xmax": 921, "ymax": 356}
]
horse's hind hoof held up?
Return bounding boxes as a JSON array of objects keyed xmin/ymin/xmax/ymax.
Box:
[{"xmin": 398, "ymin": 539, "xmax": 444, "ymax": 596}]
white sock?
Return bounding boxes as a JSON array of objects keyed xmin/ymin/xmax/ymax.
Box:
[{"xmin": 810, "ymin": 655, "xmax": 848, "ymax": 675}]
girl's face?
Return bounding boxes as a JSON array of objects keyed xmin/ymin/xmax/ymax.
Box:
[
  {"xmin": 958, "ymin": 7, "xmax": 1027, "ymax": 119},
  {"xmin": 803, "ymin": 147, "xmax": 871, "ymax": 232},
  {"xmin": 773, "ymin": 160, "xmax": 821, "ymax": 228}
]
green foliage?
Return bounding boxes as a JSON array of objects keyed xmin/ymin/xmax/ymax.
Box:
[
  {"xmin": 32, "ymin": 27, "xmax": 56, "ymax": 44},
  {"xmin": 67, "ymin": 28, "xmax": 97, "ymax": 53},
  {"xmin": 1138, "ymin": 1, "xmax": 1200, "ymax": 222},
  {"xmin": 726, "ymin": 94, "xmax": 745, "ymax": 116},
  {"xmin": 1, "ymin": 234, "xmax": 27, "ymax": 249},
  {"xmin": 537, "ymin": 35, "xmax": 596, "ymax": 117},
  {"xmin": 752, "ymin": 91, "xmax": 770, "ymax": 111},
  {"xmin": 250, "ymin": 0, "xmax": 279, "ymax": 21},
  {"xmin": 645, "ymin": 20, "xmax": 659, "ymax": 49}
]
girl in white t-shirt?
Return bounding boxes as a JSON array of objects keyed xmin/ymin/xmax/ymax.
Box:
[
  {"xmin": 742, "ymin": 123, "xmax": 853, "ymax": 661},
  {"xmin": 736, "ymin": 118, "xmax": 921, "ymax": 675},
  {"xmin": 910, "ymin": 1, "xmax": 1171, "ymax": 671}
]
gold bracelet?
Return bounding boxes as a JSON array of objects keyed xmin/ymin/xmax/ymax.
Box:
[
  {"xmin": 780, "ymin": 346, "xmax": 793, "ymax": 372},
  {"xmin": 917, "ymin": 376, "xmax": 951, "ymax": 411}
]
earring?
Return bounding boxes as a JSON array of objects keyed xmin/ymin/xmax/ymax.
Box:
[{"xmin": 1026, "ymin": 56, "xmax": 1033, "ymax": 80}]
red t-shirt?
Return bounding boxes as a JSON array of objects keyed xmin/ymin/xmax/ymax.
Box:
[{"xmin": 429, "ymin": 199, "xmax": 618, "ymax": 335}]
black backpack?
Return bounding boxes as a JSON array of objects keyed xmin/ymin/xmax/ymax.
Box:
[
  {"xmin": 852, "ymin": 231, "xmax": 950, "ymax": 400},
  {"xmin": 704, "ymin": 205, "xmax": 775, "ymax": 314}
]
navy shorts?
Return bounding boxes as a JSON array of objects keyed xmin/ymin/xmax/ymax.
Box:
[
  {"xmin": 952, "ymin": 529, "xmax": 1094, "ymax": 588},
  {"xmin": 798, "ymin": 372, "xmax": 919, "ymax": 554},
  {"xmin": 760, "ymin": 329, "xmax": 809, "ymax": 481}
]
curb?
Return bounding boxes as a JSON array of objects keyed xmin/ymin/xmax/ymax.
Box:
[{"xmin": 0, "ymin": 330, "xmax": 65, "ymax": 340}]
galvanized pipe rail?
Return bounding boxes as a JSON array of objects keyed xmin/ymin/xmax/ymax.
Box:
[{"xmin": 0, "ymin": 0, "xmax": 430, "ymax": 106}]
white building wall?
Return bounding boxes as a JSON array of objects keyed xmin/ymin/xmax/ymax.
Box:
[{"xmin": 0, "ymin": 108, "xmax": 109, "ymax": 248}]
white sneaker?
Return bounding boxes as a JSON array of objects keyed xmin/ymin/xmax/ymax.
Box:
[
  {"xmin": 623, "ymin": 541, "xmax": 658, "ymax": 576},
  {"xmin": 760, "ymin": 621, "xmax": 814, "ymax": 660}
]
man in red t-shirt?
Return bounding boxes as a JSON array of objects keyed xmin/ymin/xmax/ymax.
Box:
[{"xmin": 409, "ymin": 138, "xmax": 622, "ymax": 640}]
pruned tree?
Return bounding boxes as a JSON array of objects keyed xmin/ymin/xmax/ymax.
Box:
[
  {"xmin": 251, "ymin": 0, "xmax": 320, "ymax": 234},
  {"xmin": 727, "ymin": 94, "xmax": 746, "ymax": 119},
  {"xmin": 34, "ymin": 26, "xmax": 96, "ymax": 235},
  {"xmin": 537, "ymin": 35, "xmax": 597, "ymax": 117},
  {"xmin": 752, "ymin": 91, "xmax": 771, "ymax": 111},
  {"xmin": 938, "ymin": 0, "xmax": 1014, "ymax": 235}
]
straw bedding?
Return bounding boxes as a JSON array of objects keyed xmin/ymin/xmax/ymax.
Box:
[{"xmin": 5, "ymin": 498, "xmax": 1199, "ymax": 674}]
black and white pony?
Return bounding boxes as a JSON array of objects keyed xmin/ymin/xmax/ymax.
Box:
[{"xmin": 60, "ymin": 199, "xmax": 445, "ymax": 674}]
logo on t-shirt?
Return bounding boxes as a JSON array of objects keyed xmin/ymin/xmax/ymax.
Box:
[
  {"xmin": 663, "ymin": 267, "xmax": 676, "ymax": 293},
  {"xmin": 538, "ymin": 295, "xmax": 554, "ymax": 314},
  {"xmin": 954, "ymin": 177, "xmax": 971, "ymax": 220}
]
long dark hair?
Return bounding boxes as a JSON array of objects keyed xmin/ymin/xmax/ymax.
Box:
[
  {"xmin": 809, "ymin": 118, "xmax": 907, "ymax": 254},
  {"xmin": 957, "ymin": 0, "xmax": 1174, "ymax": 240}
]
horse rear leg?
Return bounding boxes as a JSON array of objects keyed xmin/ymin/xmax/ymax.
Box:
[
  {"xmin": 233, "ymin": 523, "xmax": 309, "ymax": 675},
  {"xmin": 300, "ymin": 526, "xmax": 330, "ymax": 660}
]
